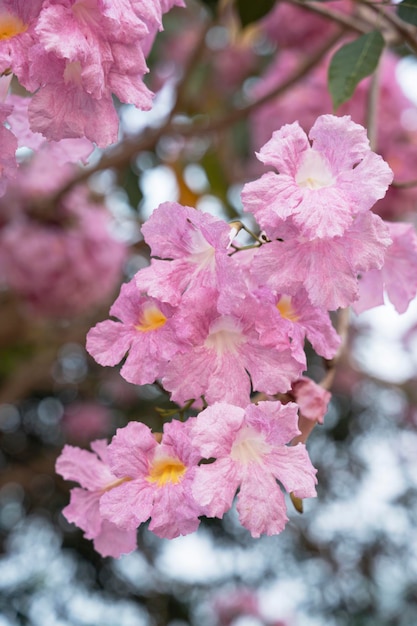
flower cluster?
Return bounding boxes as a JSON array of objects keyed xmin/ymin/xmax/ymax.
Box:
[
  {"xmin": 57, "ymin": 401, "xmax": 317, "ymax": 557},
  {"xmin": 0, "ymin": 0, "xmax": 183, "ymax": 191},
  {"xmin": 57, "ymin": 114, "xmax": 417, "ymax": 556}
]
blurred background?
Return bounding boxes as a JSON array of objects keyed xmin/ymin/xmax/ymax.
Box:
[{"xmin": 2, "ymin": 1, "xmax": 417, "ymax": 624}]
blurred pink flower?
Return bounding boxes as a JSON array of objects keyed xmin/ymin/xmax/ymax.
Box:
[
  {"xmin": 61, "ymin": 402, "xmax": 113, "ymax": 444},
  {"xmin": 0, "ymin": 184, "xmax": 126, "ymax": 318},
  {"xmin": 213, "ymin": 588, "xmax": 260, "ymax": 626}
]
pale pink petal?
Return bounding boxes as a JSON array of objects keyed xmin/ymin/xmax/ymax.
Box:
[
  {"xmin": 245, "ymin": 401, "xmax": 300, "ymax": 445},
  {"xmin": 309, "ymin": 114, "xmax": 370, "ymax": 172},
  {"xmin": 191, "ymin": 403, "xmax": 245, "ymax": 458},
  {"xmin": 237, "ymin": 467, "xmax": 288, "ymax": 537},
  {"xmin": 86, "ymin": 321, "xmax": 133, "ymax": 367},
  {"xmin": 107, "ymin": 421, "xmax": 158, "ymax": 477},
  {"xmin": 267, "ymin": 444, "xmax": 317, "ymax": 498},
  {"xmin": 382, "ymin": 222, "xmax": 417, "ymax": 313},
  {"xmin": 354, "ymin": 269, "xmax": 385, "ymax": 314},
  {"xmin": 192, "ymin": 459, "xmax": 240, "ymax": 518},
  {"xmin": 62, "ymin": 488, "xmax": 102, "ymax": 539},
  {"xmin": 149, "ymin": 481, "xmax": 202, "ymax": 539},
  {"xmin": 100, "ymin": 479, "xmax": 154, "ymax": 530},
  {"xmin": 28, "ymin": 81, "xmax": 119, "ymax": 147},
  {"xmin": 256, "ymin": 121, "xmax": 309, "ymax": 174},
  {"xmin": 56, "ymin": 444, "xmax": 115, "ymax": 491},
  {"xmin": 93, "ymin": 520, "xmax": 138, "ymax": 558}
]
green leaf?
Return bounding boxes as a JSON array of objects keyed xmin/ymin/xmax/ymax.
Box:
[
  {"xmin": 235, "ymin": 0, "xmax": 276, "ymax": 28},
  {"xmin": 397, "ymin": 0, "xmax": 417, "ymax": 26},
  {"xmin": 328, "ymin": 31, "xmax": 385, "ymax": 110}
]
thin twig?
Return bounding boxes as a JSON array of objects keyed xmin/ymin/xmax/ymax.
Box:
[
  {"xmin": 363, "ymin": 0, "xmax": 417, "ymax": 54},
  {"xmin": 392, "ymin": 178, "xmax": 417, "ymax": 189},
  {"xmin": 320, "ymin": 307, "xmax": 351, "ymax": 391},
  {"xmin": 288, "ymin": 0, "xmax": 369, "ymax": 34}
]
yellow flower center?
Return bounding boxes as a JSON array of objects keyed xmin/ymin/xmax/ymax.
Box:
[
  {"xmin": 147, "ymin": 457, "xmax": 187, "ymax": 487},
  {"xmin": 0, "ymin": 12, "xmax": 27, "ymax": 40},
  {"xmin": 276, "ymin": 295, "xmax": 299, "ymax": 322},
  {"xmin": 135, "ymin": 305, "xmax": 167, "ymax": 332}
]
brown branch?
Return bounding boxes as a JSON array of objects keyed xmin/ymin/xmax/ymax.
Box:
[
  {"xmin": 287, "ymin": 0, "xmax": 369, "ymax": 34},
  {"xmin": 362, "ymin": 0, "xmax": 417, "ymax": 54},
  {"xmin": 391, "ymin": 178, "xmax": 417, "ymax": 189},
  {"xmin": 320, "ymin": 308, "xmax": 351, "ymax": 392},
  {"xmin": 179, "ymin": 28, "xmax": 344, "ymax": 135}
]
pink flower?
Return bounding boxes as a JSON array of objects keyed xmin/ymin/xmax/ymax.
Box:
[
  {"xmin": 86, "ymin": 278, "xmax": 183, "ymax": 385},
  {"xmin": 251, "ymin": 286, "xmax": 341, "ymax": 361},
  {"xmin": 354, "ymin": 221, "xmax": 417, "ymax": 314},
  {"xmin": 250, "ymin": 212, "xmax": 392, "ymax": 310},
  {"xmin": 0, "ymin": 1, "xmax": 43, "ymax": 82},
  {"xmin": 8, "ymin": 93, "xmax": 94, "ymax": 162},
  {"xmin": 0, "ymin": 0, "xmax": 183, "ymax": 146},
  {"xmin": 27, "ymin": 54, "xmax": 121, "ymax": 147},
  {"xmin": 136, "ymin": 202, "xmax": 234, "ymax": 305},
  {"xmin": 212, "ymin": 588, "xmax": 260, "ymax": 626},
  {"xmin": 291, "ymin": 377, "xmax": 331, "ymax": 424},
  {"xmin": 100, "ymin": 419, "xmax": 204, "ymax": 539},
  {"xmin": 56, "ymin": 440, "xmax": 137, "ymax": 558},
  {"xmin": 191, "ymin": 401, "xmax": 317, "ymax": 537},
  {"xmin": 162, "ymin": 288, "xmax": 304, "ymax": 407},
  {"xmin": 242, "ymin": 115, "xmax": 393, "ymax": 240},
  {"xmin": 250, "ymin": 50, "xmax": 415, "ymax": 221}
]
